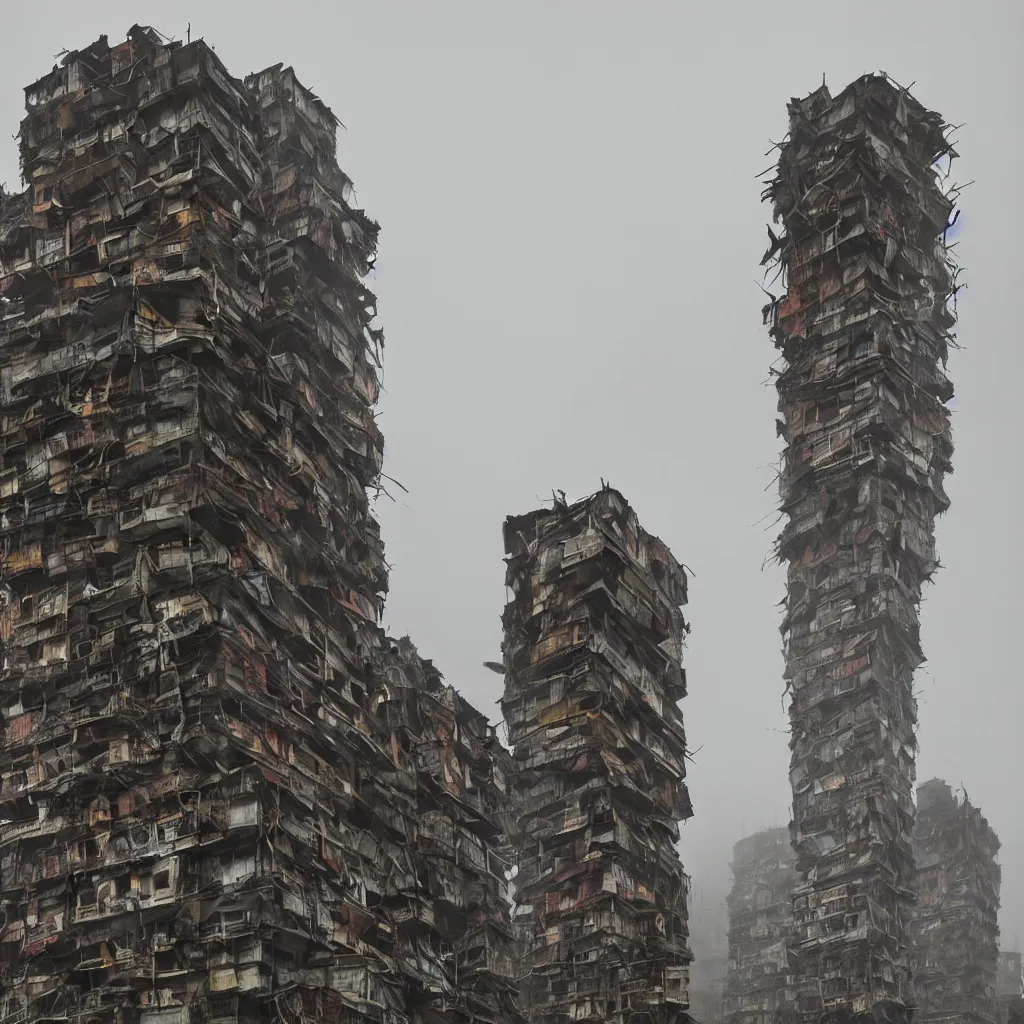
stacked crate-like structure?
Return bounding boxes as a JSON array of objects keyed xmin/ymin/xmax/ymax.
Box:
[
  {"xmin": 0, "ymin": 27, "xmax": 522, "ymax": 1024},
  {"xmin": 763, "ymin": 75, "xmax": 960, "ymax": 1024},
  {"xmin": 501, "ymin": 487, "xmax": 693, "ymax": 1024},
  {"xmin": 724, "ymin": 829, "xmax": 796, "ymax": 1024},
  {"xmin": 911, "ymin": 780, "xmax": 1001, "ymax": 1024}
]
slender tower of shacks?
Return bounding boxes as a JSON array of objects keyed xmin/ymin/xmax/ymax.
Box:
[
  {"xmin": 761, "ymin": 76, "xmax": 960, "ymax": 1024},
  {"xmin": 910, "ymin": 780, "xmax": 1001, "ymax": 1024},
  {"xmin": 0, "ymin": 27, "xmax": 522, "ymax": 1024},
  {"xmin": 500, "ymin": 487, "xmax": 693, "ymax": 1024},
  {"xmin": 724, "ymin": 829, "xmax": 796, "ymax": 1024}
]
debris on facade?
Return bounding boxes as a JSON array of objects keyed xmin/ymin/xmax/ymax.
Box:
[
  {"xmin": 910, "ymin": 780, "xmax": 1001, "ymax": 1024},
  {"xmin": 762, "ymin": 75, "xmax": 961, "ymax": 1024},
  {"xmin": 500, "ymin": 486, "xmax": 693, "ymax": 1024},
  {"xmin": 724, "ymin": 829, "xmax": 796, "ymax": 1024},
  {"xmin": 0, "ymin": 26, "xmax": 522, "ymax": 1024}
]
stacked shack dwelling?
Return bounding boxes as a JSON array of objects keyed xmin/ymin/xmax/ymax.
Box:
[
  {"xmin": 910, "ymin": 780, "xmax": 1001, "ymax": 1024},
  {"xmin": 997, "ymin": 953, "xmax": 1024, "ymax": 1024},
  {"xmin": 500, "ymin": 488, "xmax": 693, "ymax": 1024},
  {"xmin": 997, "ymin": 954, "xmax": 1024, "ymax": 1003},
  {"xmin": 762, "ymin": 76, "xmax": 959, "ymax": 1024},
  {"xmin": 723, "ymin": 828, "xmax": 796, "ymax": 1024},
  {"xmin": 0, "ymin": 27, "xmax": 521, "ymax": 1024}
]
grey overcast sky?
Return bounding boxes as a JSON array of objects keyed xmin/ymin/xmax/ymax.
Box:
[{"xmin": 2, "ymin": 0, "xmax": 1021, "ymax": 960}]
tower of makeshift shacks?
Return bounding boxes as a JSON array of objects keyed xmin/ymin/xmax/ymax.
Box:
[
  {"xmin": 762, "ymin": 76, "xmax": 960, "ymax": 1024},
  {"xmin": 500, "ymin": 487, "xmax": 693, "ymax": 1024},
  {"xmin": 724, "ymin": 829, "xmax": 796, "ymax": 1024},
  {"xmin": 910, "ymin": 780, "xmax": 1001, "ymax": 1024},
  {"xmin": 0, "ymin": 27, "xmax": 521, "ymax": 1024},
  {"xmin": 997, "ymin": 953, "xmax": 1024, "ymax": 1024}
]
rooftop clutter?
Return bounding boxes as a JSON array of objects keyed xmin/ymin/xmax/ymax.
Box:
[
  {"xmin": 500, "ymin": 487, "xmax": 693, "ymax": 1024},
  {"xmin": 0, "ymin": 26, "xmax": 522, "ymax": 1024}
]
